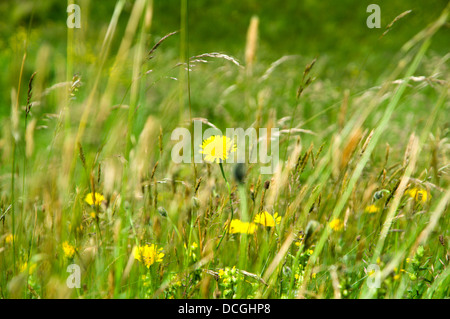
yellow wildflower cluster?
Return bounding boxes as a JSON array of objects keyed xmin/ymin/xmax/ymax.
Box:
[
  {"xmin": 84, "ymin": 192, "xmax": 105, "ymax": 206},
  {"xmin": 364, "ymin": 204, "xmax": 380, "ymax": 214},
  {"xmin": 134, "ymin": 244, "xmax": 165, "ymax": 268},
  {"xmin": 218, "ymin": 267, "xmax": 236, "ymax": 279},
  {"xmin": 19, "ymin": 262, "xmax": 37, "ymax": 274},
  {"xmin": 295, "ymin": 232, "xmax": 304, "ymax": 247},
  {"xmin": 141, "ymin": 275, "xmax": 151, "ymax": 287},
  {"xmin": 62, "ymin": 241, "xmax": 76, "ymax": 259},
  {"xmin": 393, "ymin": 267, "xmax": 405, "ymax": 281},
  {"xmin": 184, "ymin": 242, "xmax": 199, "ymax": 261},
  {"xmin": 217, "ymin": 266, "xmax": 238, "ymax": 298},
  {"xmin": 184, "ymin": 241, "xmax": 198, "ymax": 251},
  {"xmin": 329, "ymin": 218, "xmax": 344, "ymax": 232}
]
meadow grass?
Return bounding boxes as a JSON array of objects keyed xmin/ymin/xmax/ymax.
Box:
[{"xmin": 0, "ymin": 1, "xmax": 449, "ymax": 299}]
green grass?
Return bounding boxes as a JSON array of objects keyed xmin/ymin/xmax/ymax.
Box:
[{"xmin": 0, "ymin": 0, "xmax": 449, "ymax": 299}]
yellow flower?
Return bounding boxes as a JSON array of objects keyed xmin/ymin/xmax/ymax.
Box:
[
  {"xmin": 199, "ymin": 135, "xmax": 236, "ymax": 164},
  {"xmin": 19, "ymin": 262, "xmax": 27, "ymax": 273},
  {"xmin": 227, "ymin": 219, "xmax": 256, "ymax": 234},
  {"xmin": 312, "ymin": 273, "xmax": 317, "ymax": 279},
  {"xmin": 140, "ymin": 275, "xmax": 152, "ymax": 287},
  {"xmin": 5, "ymin": 233, "xmax": 14, "ymax": 244},
  {"xmin": 365, "ymin": 204, "xmax": 380, "ymax": 214},
  {"xmin": 218, "ymin": 269, "xmax": 225, "ymax": 278},
  {"xmin": 405, "ymin": 188, "xmax": 430, "ymax": 204},
  {"xmin": 19, "ymin": 262, "xmax": 36, "ymax": 274},
  {"xmin": 85, "ymin": 192, "xmax": 105, "ymax": 206},
  {"xmin": 184, "ymin": 242, "xmax": 199, "ymax": 258},
  {"xmin": 253, "ymin": 211, "xmax": 281, "ymax": 227},
  {"xmin": 295, "ymin": 232, "xmax": 304, "ymax": 247},
  {"xmin": 393, "ymin": 267, "xmax": 403, "ymax": 280},
  {"xmin": 134, "ymin": 244, "xmax": 164, "ymax": 268},
  {"xmin": 329, "ymin": 218, "xmax": 344, "ymax": 232},
  {"xmin": 62, "ymin": 241, "xmax": 76, "ymax": 259}
]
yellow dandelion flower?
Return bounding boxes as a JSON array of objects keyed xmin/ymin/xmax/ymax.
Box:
[
  {"xmin": 365, "ymin": 204, "xmax": 380, "ymax": 214},
  {"xmin": 62, "ymin": 241, "xmax": 76, "ymax": 259},
  {"xmin": 329, "ymin": 218, "xmax": 344, "ymax": 232},
  {"xmin": 218, "ymin": 269, "xmax": 225, "ymax": 278},
  {"xmin": 405, "ymin": 188, "xmax": 430, "ymax": 204},
  {"xmin": 312, "ymin": 273, "xmax": 317, "ymax": 279},
  {"xmin": 253, "ymin": 211, "xmax": 281, "ymax": 227},
  {"xmin": 199, "ymin": 135, "xmax": 237, "ymax": 164},
  {"xmin": 84, "ymin": 192, "xmax": 105, "ymax": 206},
  {"xmin": 227, "ymin": 219, "xmax": 257, "ymax": 234},
  {"xmin": 134, "ymin": 244, "xmax": 164, "ymax": 268}
]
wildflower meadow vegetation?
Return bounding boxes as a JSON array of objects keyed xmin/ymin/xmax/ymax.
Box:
[{"xmin": 0, "ymin": 0, "xmax": 449, "ymax": 300}]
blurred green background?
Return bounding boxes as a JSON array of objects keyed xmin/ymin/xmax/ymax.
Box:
[{"xmin": 0, "ymin": 0, "xmax": 448, "ymax": 120}]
